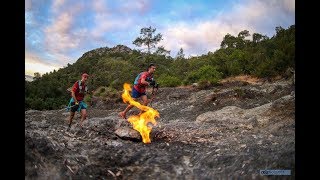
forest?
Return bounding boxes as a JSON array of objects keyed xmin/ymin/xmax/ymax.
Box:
[{"xmin": 25, "ymin": 25, "xmax": 295, "ymax": 110}]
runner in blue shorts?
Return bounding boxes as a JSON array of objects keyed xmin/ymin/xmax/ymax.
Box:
[{"xmin": 119, "ymin": 63, "xmax": 157, "ymax": 119}]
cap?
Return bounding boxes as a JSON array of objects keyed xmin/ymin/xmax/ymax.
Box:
[{"xmin": 82, "ymin": 73, "xmax": 89, "ymax": 77}]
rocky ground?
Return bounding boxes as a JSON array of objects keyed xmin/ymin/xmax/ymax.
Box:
[{"xmin": 25, "ymin": 77, "xmax": 295, "ymax": 179}]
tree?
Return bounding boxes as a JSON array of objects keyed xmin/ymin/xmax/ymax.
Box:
[
  {"xmin": 176, "ymin": 48, "xmax": 185, "ymax": 59},
  {"xmin": 275, "ymin": 26, "xmax": 285, "ymax": 35},
  {"xmin": 237, "ymin": 30, "xmax": 250, "ymax": 39},
  {"xmin": 236, "ymin": 30, "xmax": 250, "ymax": 49},
  {"xmin": 220, "ymin": 34, "xmax": 237, "ymax": 49},
  {"xmin": 33, "ymin": 72, "xmax": 41, "ymax": 80},
  {"xmin": 133, "ymin": 26, "xmax": 163, "ymax": 54},
  {"xmin": 155, "ymin": 45, "xmax": 170, "ymax": 56},
  {"xmin": 252, "ymin": 33, "xmax": 268, "ymax": 43}
]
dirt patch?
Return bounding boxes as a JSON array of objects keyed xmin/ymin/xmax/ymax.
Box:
[{"xmin": 220, "ymin": 75, "xmax": 263, "ymax": 85}]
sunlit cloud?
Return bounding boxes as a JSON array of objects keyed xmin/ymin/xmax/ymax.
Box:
[
  {"xmin": 44, "ymin": 2, "xmax": 86, "ymax": 56},
  {"xmin": 91, "ymin": 16, "xmax": 133, "ymax": 39},
  {"xmin": 160, "ymin": 0, "xmax": 294, "ymax": 56},
  {"xmin": 117, "ymin": 0, "xmax": 150, "ymax": 14},
  {"xmin": 44, "ymin": 12, "xmax": 79, "ymax": 52},
  {"xmin": 52, "ymin": 0, "xmax": 65, "ymax": 12},
  {"xmin": 25, "ymin": 0, "xmax": 32, "ymax": 11},
  {"xmin": 92, "ymin": 0, "xmax": 109, "ymax": 13},
  {"xmin": 25, "ymin": 52, "xmax": 62, "ymax": 76}
]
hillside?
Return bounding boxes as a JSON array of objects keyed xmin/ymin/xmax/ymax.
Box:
[
  {"xmin": 25, "ymin": 25, "xmax": 295, "ymax": 111},
  {"xmin": 25, "ymin": 76, "xmax": 295, "ymax": 179}
]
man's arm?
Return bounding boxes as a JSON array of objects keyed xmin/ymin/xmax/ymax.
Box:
[
  {"xmin": 71, "ymin": 91, "xmax": 78, "ymax": 104},
  {"xmin": 71, "ymin": 82, "xmax": 79, "ymax": 104},
  {"xmin": 140, "ymin": 74, "xmax": 150, "ymax": 86}
]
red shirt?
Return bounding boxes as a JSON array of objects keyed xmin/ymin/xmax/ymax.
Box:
[
  {"xmin": 72, "ymin": 81, "xmax": 86, "ymax": 101},
  {"xmin": 133, "ymin": 72, "xmax": 152, "ymax": 93}
]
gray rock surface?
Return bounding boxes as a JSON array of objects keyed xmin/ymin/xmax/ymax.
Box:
[{"xmin": 25, "ymin": 78, "xmax": 295, "ymax": 179}]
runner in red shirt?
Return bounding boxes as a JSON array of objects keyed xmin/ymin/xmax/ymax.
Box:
[
  {"xmin": 119, "ymin": 63, "xmax": 157, "ymax": 119},
  {"xmin": 67, "ymin": 73, "xmax": 89, "ymax": 129}
]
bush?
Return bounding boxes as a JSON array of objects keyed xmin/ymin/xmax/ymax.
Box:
[
  {"xmin": 94, "ymin": 86, "xmax": 118, "ymax": 99},
  {"xmin": 99, "ymin": 87, "xmax": 106, "ymax": 93},
  {"xmin": 84, "ymin": 94, "xmax": 92, "ymax": 105},
  {"xmin": 157, "ymin": 74, "xmax": 181, "ymax": 87},
  {"xmin": 184, "ymin": 65, "xmax": 222, "ymax": 85}
]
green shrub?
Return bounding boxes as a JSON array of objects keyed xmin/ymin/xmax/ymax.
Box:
[
  {"xmin": 233, "ymin": 87, "xmax": 245, "ymax": 98},
  {"xmin": 157, "ymin": 74, "xmax": 181, "ymax": 87},
  {"xmin": 84, "ymin": 94, "xmax": 92, "ymax": 105},
  {"xmin": 94, "ymin": 86, "xmax": 118, "ymax": 98},
  {"xmin": 99, "ymin": 87, "xmax": 106, "ymax": 93},
  {"xmin": 184, "ymin": 65, "xmax": 222, "ymax": 85}
]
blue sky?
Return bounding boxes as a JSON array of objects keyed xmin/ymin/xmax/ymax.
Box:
[{"xmin": 25, "ymin": 0, "xmax": 295, "ymax": 76}]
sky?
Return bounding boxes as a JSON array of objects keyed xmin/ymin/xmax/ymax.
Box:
[{"xmin": 25, "ymin": 0, "xmax": 295, "ymax": 76}]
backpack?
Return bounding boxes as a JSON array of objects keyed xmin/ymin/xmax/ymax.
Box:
[
  {"xmin": 133, "ymin": 72, "xmax": 143, "ymax": 85},
  {"xmin": 133, "ymin": 72, "xmax": 153, "ymax": 86},
  {"xmin": 78, "ymin": 80, "xmax": 88, "ymax": 93},
  {"xmin": 67, "ymin": 80, "xmax": 88, "ymax": 94}
]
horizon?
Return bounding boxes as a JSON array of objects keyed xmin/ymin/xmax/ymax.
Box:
[{"xmin": 25, "ymin": 0, "xmax": 295, "ymax": 76}]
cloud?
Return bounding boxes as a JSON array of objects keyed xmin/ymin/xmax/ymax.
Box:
[
  {"xmin": 52, "ymin": 0, "xmax": 66, "ymax": 12},
  {"xmin": 161, "ymin": 21, "xmax": 243, "ymax": 57},
  {"xmin": 160, "ymin": 0, "xmax": 294, "ymax": 56},
  {"xmin": 283, "ymin": 0, "xmax": 295, "ymax": 12},
  {"xmin": 44, "ymin": 12, "xmax": 80, "ymax": 51},
  {"xmin": 25, "ymin": 51, "xmax": 63, "ymax": 76},
  {"xmin": 228, "ymin": 0, "xmax": 294, "ymax": 27},
  {"xmin": 90, "ymin": 1, "xmax": 136, "ymax": 40},
  {"xmin": 117, "ymin": 0, "xmax": 150, "ymax": 14},
  {"xmin": 91, "ymin": 15, "xmax": 133, "ymax": 39},
  {"xmin": 44, "ymin": 2, "xmax": 86, "ymax": 57},
  {"xmin": 25, "ymin": 0, "xmax": 32, "ymax": 11},
  {"xmin": 26, "ymin": 0, "xmax": 295, "ymax": 75},
  {"xmin": 92, "ymin": 0, "xmax": 109, "ymax": 13}
]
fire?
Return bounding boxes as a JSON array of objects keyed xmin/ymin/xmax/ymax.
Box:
[{"xmin": 121, "ymin": 83, "xmax": 159, "ymax": 143}]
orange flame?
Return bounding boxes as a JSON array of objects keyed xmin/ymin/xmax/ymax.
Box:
[{"xmin": 121, "ymin": 83, "xmax": 159, "ymax": 143}]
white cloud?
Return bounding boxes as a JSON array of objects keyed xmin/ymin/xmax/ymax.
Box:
[
  {"xmin": 161, "ymin": 20, "xmax": 254, "ymax": 56},
  {"xmin": 283, "ymin": 0, "xmax": 295, "ymax": 12},
  {"xmin": 25, "ymin": 51, "xmax": 63, "ymax": 76},
  {"xmin": 25, "ymin": 0, "xmax": 32, "ymax": 11},
  {"xmin": 91, "ymin": 15, "xmax": 133, "ymax": 39},
  {"xmin": 92, "ymin": 0, "xmax": 109, "ymax": 13},
  {"xmin": 90, "ymin": 0, "xmax": 151, "ymax": 40},
  {"xmin": 90, "ymin": 1, "xmax": 135, "ymax": 39},
  {"xmin": 117, "ymin": 0, "xmax": 150, "ymax": 14},
  {"xmin": 45, "ymin": 12, "xmax": 80, "ymax": 51},
  {"xmin": 52, "ymin": 0, "xmax": 65, "ymax": 12},
  {"xmin": 160, "ymin": 0, "xmax": 294, "ymax": 56},
  {"xmin": 44, "ymin": 2, "xmax": 86, "ymax": 57}
]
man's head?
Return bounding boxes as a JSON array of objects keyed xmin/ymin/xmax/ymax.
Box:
[
  {"xmin": 148, "ymin": 63, "xmax": 156, "ymax": 74},
  {"xmin": 81, "ymin": 73, "xmax": 89, "ymax": 82}
]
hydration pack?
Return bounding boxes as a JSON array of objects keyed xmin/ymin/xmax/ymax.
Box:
[
  {"xmin": 78, "ymin": 80, "xmax": 88, "ymax": 93},
  {"xmin": 133, "ymin": 72, "xmax": 153, "ymax": 86},
  {"xmin": 133, "ymin": 72, "xmax": 143, "ymax": 85}
]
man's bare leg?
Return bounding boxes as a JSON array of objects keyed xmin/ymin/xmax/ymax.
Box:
[
  {"xmin": 137, "ymin": 95, "xmax": 149, "ymax": 115},
  {"xmin": 68, "ymin": 112, "xmax": 75, "ymax": 130},
  {"xmin": 119, "ymin": 104, "xmax": 134, "ymax": 119},
  {"xmin": 79, "ymin": 109, "xmax": 87, "ymax": 128}
]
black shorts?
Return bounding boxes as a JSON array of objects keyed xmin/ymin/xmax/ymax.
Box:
[{"xmin": 70, "ymin": 102, "xmax": 80, "ymax": 112}]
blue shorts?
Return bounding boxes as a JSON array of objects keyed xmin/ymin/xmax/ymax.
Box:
[
  {"xmin": 66, "ymin": 98, "xmax": 88, "ymax": 112},
  {"xmin": 131, "ymin": 87, "xmax": 146, "ymax": 98}
]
